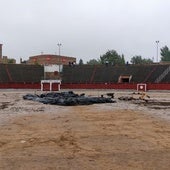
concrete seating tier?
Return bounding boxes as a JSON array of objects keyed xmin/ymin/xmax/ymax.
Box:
[
  {"xmin": 62, "ymin": 64, "xmax": 170, "ymax": 83},
  {"xmin": 0, "ymin": 64, "xmax": 44, "ymax": 83},
  {"xmin": 0, "ymin": 64, "xmax": 9, "ymax": 82},
  {"xmin": 144, "ymin": 65, "xmax": 169, "ymax": 83}
]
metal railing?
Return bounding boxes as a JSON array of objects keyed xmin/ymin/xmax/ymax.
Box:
[{"xmin": 155, "ymin": 65, "xmax": 170, "ymax": 83}]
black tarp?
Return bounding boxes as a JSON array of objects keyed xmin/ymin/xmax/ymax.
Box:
[{"xmin": 23, "ymin": 91, "xmax": 115, "ymax": 106}]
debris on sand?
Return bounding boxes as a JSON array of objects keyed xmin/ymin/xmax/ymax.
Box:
[
  {"xmin": 118, "ymin": 92, "xmax": 170, "ymax": 109},
  {"xmin": 23, "ymin": 91, "xmax": 116, "ymax": 106},
  {"xmin": 118, "ymin": 92, "xmax": 150, "ymax": 102}
]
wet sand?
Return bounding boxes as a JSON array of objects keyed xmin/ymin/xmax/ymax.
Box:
[{"xmin": 0, "ymin": 90, "xmax": 170, "ymax": 170}]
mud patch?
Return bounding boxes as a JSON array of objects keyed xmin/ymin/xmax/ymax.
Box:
[
  {"xmin": 0, "ymin": 102, "xmax": 14, "ymax": 109},
  {"xmin": 10, "ymin": 106, "xmax": 45, "ymax": 113}
]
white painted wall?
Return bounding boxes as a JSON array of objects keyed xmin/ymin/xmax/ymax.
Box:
[{"xmin": 44, "ymin": 65, "xmax": 63, "ymax": 72}]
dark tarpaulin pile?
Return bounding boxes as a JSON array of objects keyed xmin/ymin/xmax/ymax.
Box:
[{"xmin": 23, "ymin": 91, "xmax": 115, "ymax": 106}]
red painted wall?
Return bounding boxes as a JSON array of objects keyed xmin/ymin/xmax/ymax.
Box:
[
  {"xmin": 0, "ymin": 82, "xmax": 40, "ymax": 89},
  {"xmin": 61, "ymin": 83, "xmax": 137, "ymax": 89},
  {"xmin": 0, "ymin": 82, "xmax": 169, "ymax": 90},
  {"xmin": 61, "ymin": 83, "xmax": 170, "ymax": 90}
]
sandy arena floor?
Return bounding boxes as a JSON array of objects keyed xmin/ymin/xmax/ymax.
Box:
[{"xmin": 0, "ymin": 89, "xmax": 170, "ymax": 170}]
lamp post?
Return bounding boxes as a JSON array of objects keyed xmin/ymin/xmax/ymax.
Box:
[
  {"xmin": 57, "ymin": 43, "xmax": 62, "ymax": 56},
  {"xmin": 156, "ymin": 40, "xmax": 159, "ymax": 62},
  {"xmin": 57, "ymin": 43, "xmax": 62, "ymax": 73}
]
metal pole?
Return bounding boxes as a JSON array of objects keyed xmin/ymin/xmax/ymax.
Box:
[
  {"xmin": 156, "ymin": 40, "xmax": 159, "ymax": 62},
  {"xmin": 57, "ymin": 43, "xmax": 62, "ymax": 74},
  {"xmin": 57, "ymin": 43, "xmax": 61, "ymax": 56}
]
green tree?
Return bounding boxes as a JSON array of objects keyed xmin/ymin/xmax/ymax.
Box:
[
  {"xmin": 121, "ymin": 54, "xmax": 125, "ymax": 64},
  {"xmin": 87, "ymin": 59, "xmax": 100, "ymax": 65},
  {"xmin": 7, "ymin": 59, "xmax": 16, "ymax": 64},
  {"xmin": 131, "ymin": 56, "xmax": 143, "ymax": 64},
  {"xmin": 100, "ymin": 50, "xmax": 125, "ymax": 65},
  {"xmin": 160, "ymin": 46, "xmax": 170, "ymax": 62},
  {"xmin": 142, "ymin": 58, "xmax": 153, "ymax": 64},
  {"xmin": 131, "ymin": 55, "xmax": 153, "ymax": 64},
  {"xmin": 79, "ymin": 59, "xmax": 84, "ymax": 65}
]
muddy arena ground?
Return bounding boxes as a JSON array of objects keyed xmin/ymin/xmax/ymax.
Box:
[{"xmin": 0, "ymin": 89, "xmax": 170, "ymax": 170}]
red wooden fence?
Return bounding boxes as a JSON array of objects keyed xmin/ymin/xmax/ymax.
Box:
[{"xmin": 0, "ymin": 82, "xmax": 169, "ymax": 90}]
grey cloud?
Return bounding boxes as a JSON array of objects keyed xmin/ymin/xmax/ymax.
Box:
[{"xmin": 0, "ymin": 0, "xmax": 170, "ymax": 63}]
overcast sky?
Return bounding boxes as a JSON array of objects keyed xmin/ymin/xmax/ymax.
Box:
[{"xmin": 0, "ymin": 0, "xmax": 170, "ymax": 63}]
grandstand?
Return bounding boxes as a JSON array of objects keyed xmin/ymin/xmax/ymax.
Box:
[
  {"xmin": 62, "ymin": 64, "xmax": 170, "ymax": 84},
  {"xmin": 61, "ymin": 64, "xmax": 170, "ymax": 90},
  {"xmin": 0, "ymin": 64, "xmax": 44, "ymax": 83},
  {"xmin": 0, "ymin": 63, "xmax": 169, "ymax": 90},
  {"xmin": 0, "ymin": 64, "xmax": 44, "ymax": 89}
]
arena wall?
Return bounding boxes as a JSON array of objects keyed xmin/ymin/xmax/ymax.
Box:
[
  {"xmin": 61, "ymin": 83, "xmax": 170, "ymax": 90},
  {"xmin": 0, "ymin": 64, "xmax": 169, "ymax": 90},
  {"xmin": 0, "ymin": 82, "xmax": 169, "ymax": 90}
]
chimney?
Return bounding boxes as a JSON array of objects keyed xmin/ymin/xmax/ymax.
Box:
[{"xmin": 0, "ymin": 44, "xmax": 2, "ymax": 59}]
